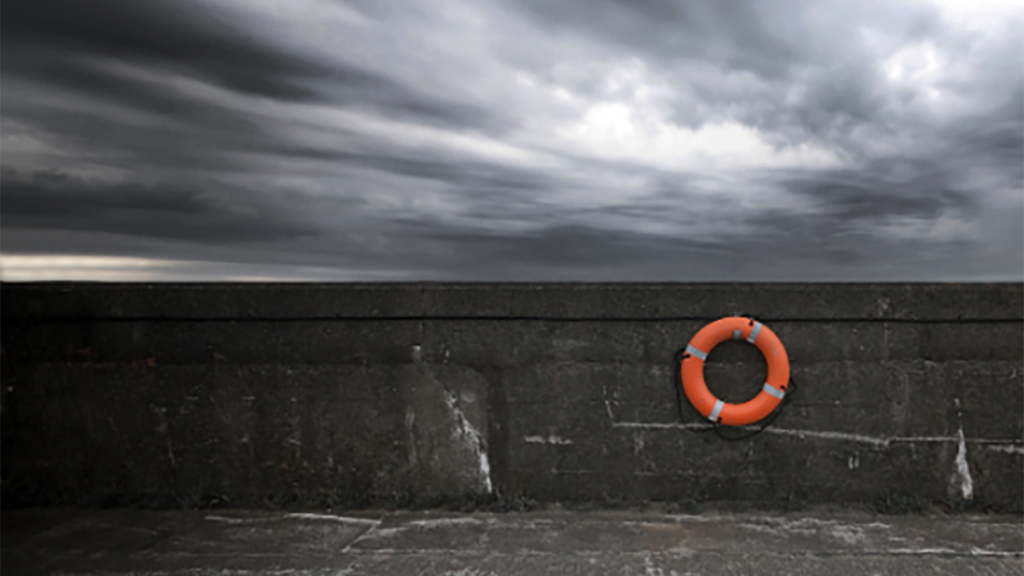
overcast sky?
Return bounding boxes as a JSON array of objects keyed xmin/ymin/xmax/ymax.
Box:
[{"xmin": 2, "ymin": 0, "xmax": 1022, "ymax": 281}]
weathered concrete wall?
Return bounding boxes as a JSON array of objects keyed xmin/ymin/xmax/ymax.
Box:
[{"xmin": 2, "ymin": 283, "xmax": 1022, "ymax": 511}]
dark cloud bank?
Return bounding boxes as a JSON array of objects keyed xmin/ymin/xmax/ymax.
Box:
[{"xmin": 2, "ymin": 0, "xmax": 1021, "ymax": 280}]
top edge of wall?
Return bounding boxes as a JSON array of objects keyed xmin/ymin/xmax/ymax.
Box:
[{"xmin": 2, "ymin": 282, "xmax": 1021, "ymax": 321}]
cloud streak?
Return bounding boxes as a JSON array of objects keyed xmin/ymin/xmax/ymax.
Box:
[{"xmin": 1, "ymin": 0, "xmax": 1021, "ymax": 281}]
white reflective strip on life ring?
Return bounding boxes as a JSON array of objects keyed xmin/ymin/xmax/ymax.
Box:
[
  {"xmin": 746, "ymin": 321, "xmax": 763, "ymax": 344},
  {"xmin": 732, "ymin": 329, "xmax": 741, "ymax": 340},
  {"xmin": 762, "ymin": 382, "xmax": 785, "ymax": 399},
  {"xmin": 708, "ymin": 399, "xmax": 725, "ymax": 422},
  {"xmin": 685, "ymin": 344, "xmax": 708, "ymax": 361}
]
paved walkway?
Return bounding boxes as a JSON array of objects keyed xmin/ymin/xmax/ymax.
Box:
[{"xmin": 3, "ymin": 507, "xmax": 1022, "ymax": 575}]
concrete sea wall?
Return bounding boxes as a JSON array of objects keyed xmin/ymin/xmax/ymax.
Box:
[{"xmin": 2, "ymin": 283, "xmax": 1021, "ymax": 511}]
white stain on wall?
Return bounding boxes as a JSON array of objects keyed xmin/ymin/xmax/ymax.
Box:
[
  {"xmin": 445, "ymin": 390, "xmax": 493, "ymax": 494},
  {"xmin": 524, "ymin": 435, "xmax": 574, "ymax": 445},
  {"xmin": 952, "ymin": 398, "xmax": 974, "ymax": 500}
]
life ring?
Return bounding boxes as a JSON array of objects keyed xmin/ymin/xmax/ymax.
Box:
[{"xmin": 681, "ymin": 317, "xmax": 790, "ymax": 426}]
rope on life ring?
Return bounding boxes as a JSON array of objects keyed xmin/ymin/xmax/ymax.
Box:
[{"xmin": 680, "ymin": 316, "xmax": 790, "ymax": 427}]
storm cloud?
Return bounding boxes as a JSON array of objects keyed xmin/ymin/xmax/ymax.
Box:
[{"xmin": 1, "ymin": 0, "xmax": 1021, "ymax": 281}]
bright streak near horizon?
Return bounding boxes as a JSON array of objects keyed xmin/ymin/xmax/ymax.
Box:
[
  {"xmin": 0, "ymin": 255, "xmax": 228, "ymax": 282},
  {"xmin": 0, "ymin": 255, "xmax": 409, "ymax": 282}
]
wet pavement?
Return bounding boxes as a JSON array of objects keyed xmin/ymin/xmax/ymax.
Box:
[{"xmin": 3, "ymin": 507, "xmax": 1022, "ymax": 575}]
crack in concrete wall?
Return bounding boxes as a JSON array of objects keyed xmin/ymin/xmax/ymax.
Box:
[
  {"xmin": 415, "ymin": 363, "xmax": 492, "ymax": 496},
  {"xmin": 951, "ymin": 398, "xmax": 974, "ymax": 501},
  {"xmin": 605, "ymin": 377, "xmax": 1022, "ymax": 460},
  {"xmin": 610, "ymin": 420, "xmax": 1023, "ymax": 451},
  {"xmin": 443, "ymin": 388, "xmax": 493, "ymax": 494},
  {"xmin": 606, "ymin": 386, "xmax": 1017, "ymax": 507}
]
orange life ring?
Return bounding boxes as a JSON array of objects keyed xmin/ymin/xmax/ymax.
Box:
[{"xmin": 681, "ymin": 317, "xmax": 790, "ymax": 426}]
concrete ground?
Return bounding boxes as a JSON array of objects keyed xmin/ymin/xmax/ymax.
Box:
[{"xmin": 3, "ymin": 507, "xmax": 1022, "ymax": 575}]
